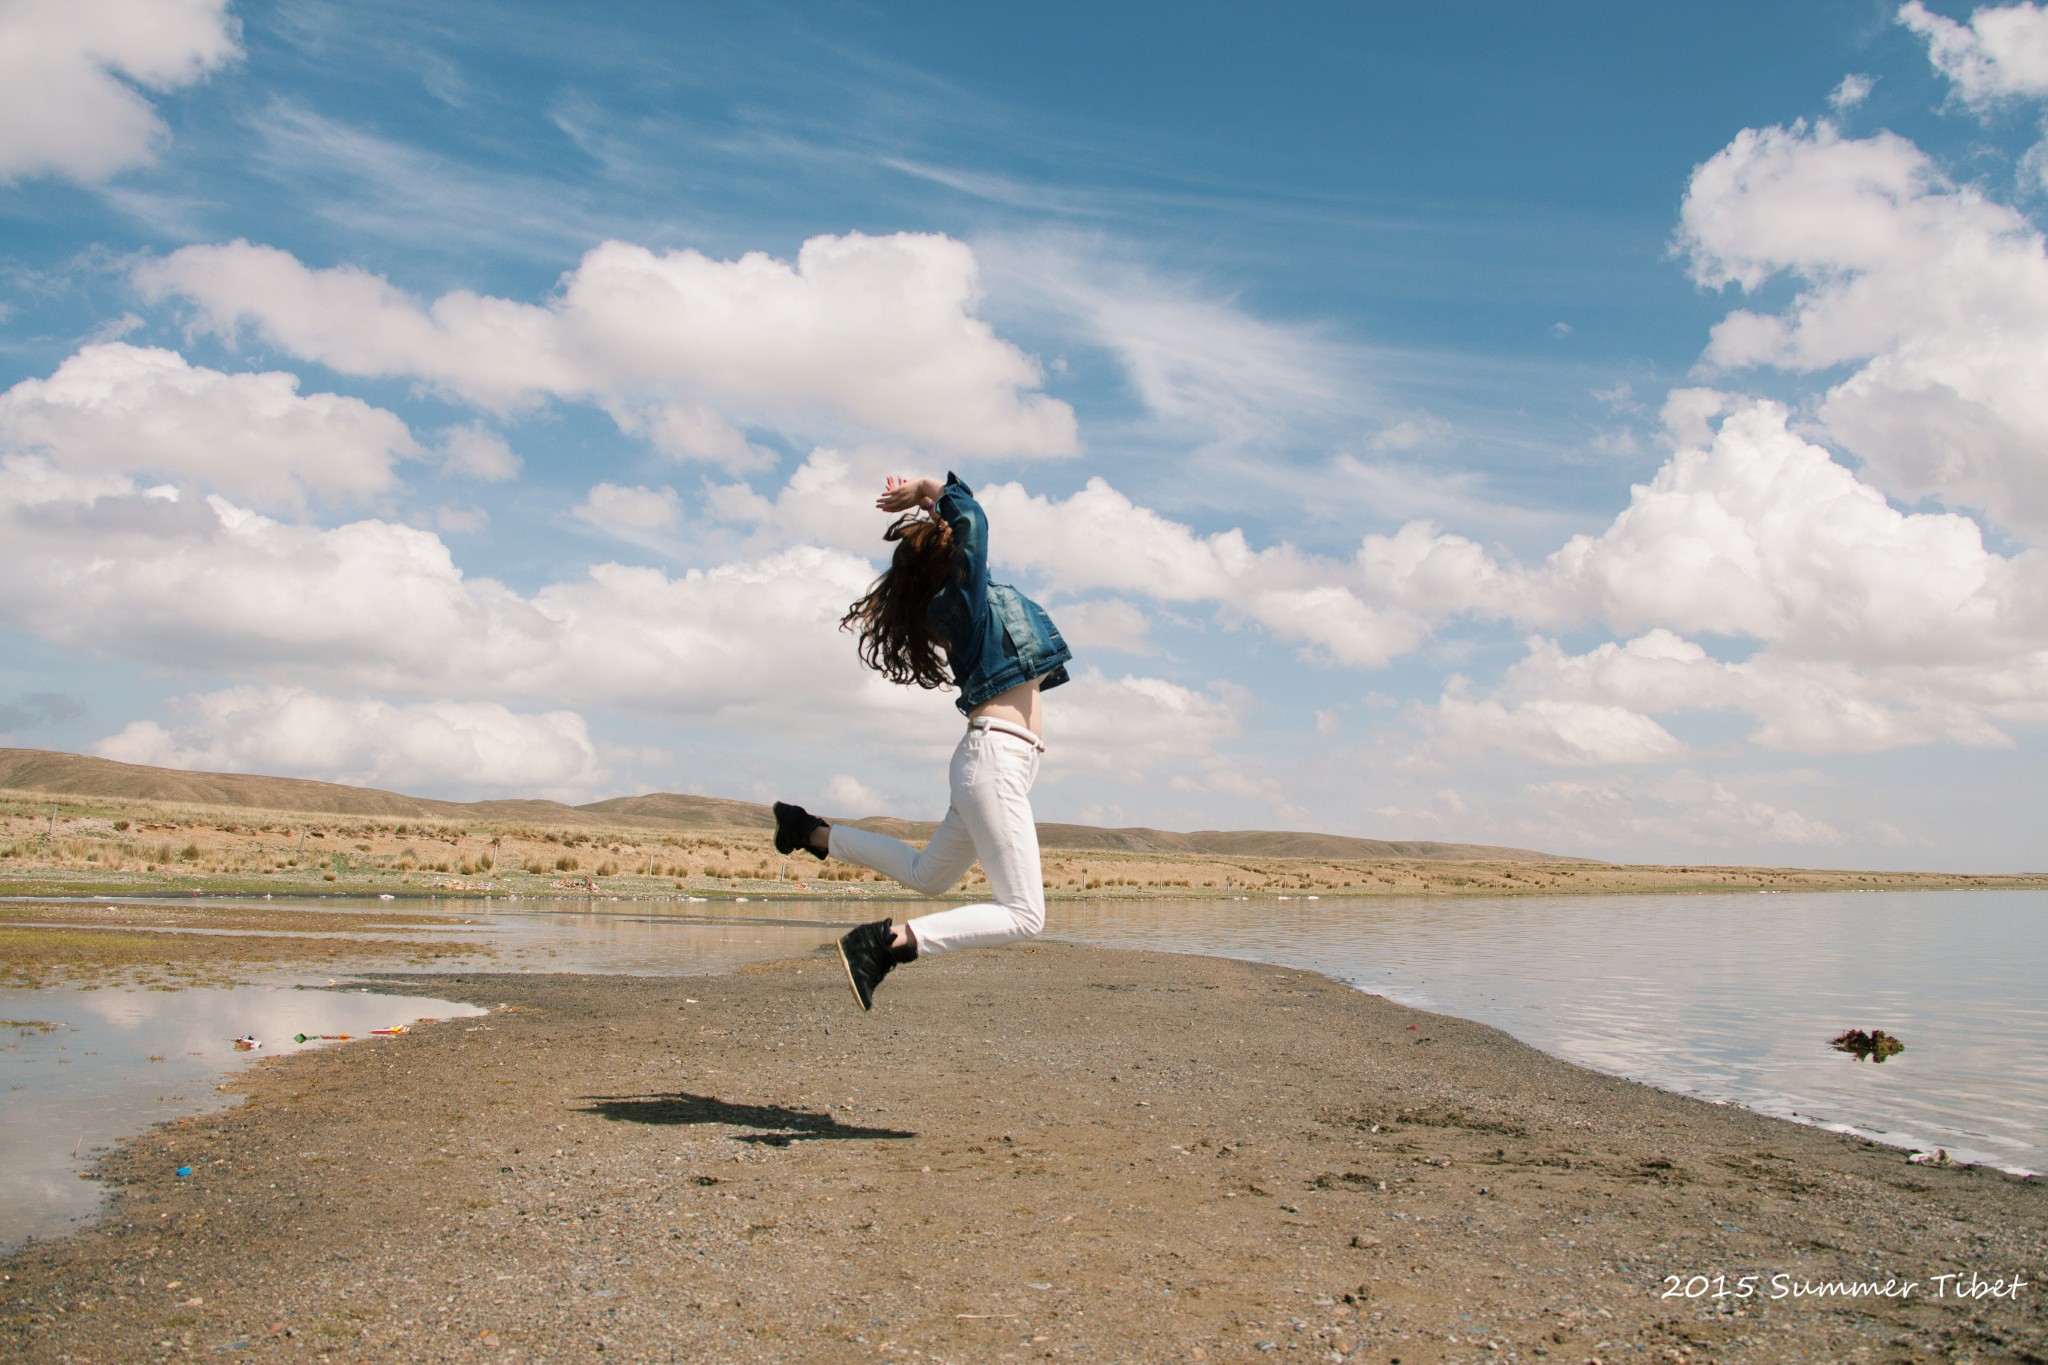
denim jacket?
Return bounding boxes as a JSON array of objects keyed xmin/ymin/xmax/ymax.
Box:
[{"xmin": 929, "ymin": 472, "xmax": 1073, "ymax": 715}]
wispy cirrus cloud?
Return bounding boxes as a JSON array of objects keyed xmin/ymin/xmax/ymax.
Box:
[
  {"xmin": 240, "ymin": 100, "xmax": 635, "ymax": 259},
  {"xmin": 980, "ymin": 234, "xmax": 1365, "ymax": 453}
]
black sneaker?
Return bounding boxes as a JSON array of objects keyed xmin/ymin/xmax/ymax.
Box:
[
  {"xmin": 837, "ymin": 918, "xmax": 897, "ymax": 1012},
  {"xmin": 772, "ymin": 801, "xmax": 828, "ymax": 860}
]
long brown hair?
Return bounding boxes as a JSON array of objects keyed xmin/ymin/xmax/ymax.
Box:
[{"xmin": 840, "ymin": 512, "xmax": 956, "ymax": 689}]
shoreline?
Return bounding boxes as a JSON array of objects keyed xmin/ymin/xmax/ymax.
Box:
[
  {"xmin": 8, "ymin": 871, "xmax": 2047, "ymax": 903},
  {"xmin": 5, "ymin": 944, "xmax": 2041, "ymax": 1363},
  {"xmin": 6, "ymin": 908, "xmax": 2036, "ymax": 1181}
]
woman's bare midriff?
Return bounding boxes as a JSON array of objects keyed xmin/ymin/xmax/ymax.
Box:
[{"xmin": 969, "ymin": 677, "xmax": 1044, "ymax": 737}]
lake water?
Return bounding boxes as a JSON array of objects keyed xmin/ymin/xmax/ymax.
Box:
[
  {"xmin": 1046, "ymin": 889, "xmax": 2048, "ymax": 1175},
  {"xmin": 5, "ymin": 887, "xmax": 2042, "ymax": 1251}
]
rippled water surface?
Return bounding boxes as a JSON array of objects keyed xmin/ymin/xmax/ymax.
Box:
[
  {"xmin": 1042, "ymin": 889, "xmax": 2048, "ymax": 1174},
  {"xmin": 6, "ymin": 887, "xmax": 2042, "ymax": 1253}
]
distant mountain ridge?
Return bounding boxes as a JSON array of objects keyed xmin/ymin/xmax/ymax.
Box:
[{"xmin": 0, "ymin": 747, "xmax": 1568, "ymax": 863}]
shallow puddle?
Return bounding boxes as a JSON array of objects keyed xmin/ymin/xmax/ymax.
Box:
[{"xmin": 0, "ymin": 981, "xmax": 486, "ymax": 1251}]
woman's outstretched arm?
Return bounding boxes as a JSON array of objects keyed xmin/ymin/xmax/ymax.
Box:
[
  {"xmin": 881, "ymin": 472, "xmax": 987, "ymax": 597},
  {"xmin": 876, "ymin": 475, "xmax": 943, "ymax": 512}
]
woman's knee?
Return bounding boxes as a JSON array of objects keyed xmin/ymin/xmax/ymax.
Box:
[
  {"xmin": 1002, "ymin": 896, "xmax": 1045, "ymax": 938},
  {"xmin": 902, "ymin": 859, "xmax": 961, "ymax": 897}
]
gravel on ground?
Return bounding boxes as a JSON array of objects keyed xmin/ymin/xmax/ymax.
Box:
[{"xmin": 4, "ymin": 943, "xmax": 2042, "ymax": 1363}]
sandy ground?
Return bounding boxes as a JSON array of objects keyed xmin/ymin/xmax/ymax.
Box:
[{"xmin": 3, "ymin": 944, "xmax": 2042, "ymax": 1364}]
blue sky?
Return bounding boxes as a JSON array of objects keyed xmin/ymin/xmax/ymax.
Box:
[{"xmin": 4, "ymin": 0, "xmax": 2047, "ymax": 870}]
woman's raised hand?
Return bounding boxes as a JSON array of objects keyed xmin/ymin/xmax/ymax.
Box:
[{"xmin": 876, "ymin": 475, "xmax": 940, "ymax": 512}]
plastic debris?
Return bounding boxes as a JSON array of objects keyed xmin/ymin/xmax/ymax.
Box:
[
  {"xmin": 175, "ymin": 1167, "xmax": 193, "ymax": 1177},
  {"xmin": 1908, "ymin": 1148, "xmax": 1952, "ymax": 1166},
  {"xmin": 291, "ymin": 1025, "xmax": 407, "ymax": 1042},
  {"xmin": 232, "ymin": 1035, "xmax": 261, "ymax": 1051}
]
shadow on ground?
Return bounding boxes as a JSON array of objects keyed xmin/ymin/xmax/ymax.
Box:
[{"xmin": 573, "ymin": 1091, "xmax": 916, "ymax": 1145}]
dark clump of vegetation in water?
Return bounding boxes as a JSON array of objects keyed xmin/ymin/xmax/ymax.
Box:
[{"xmin": 1831, "ymin": 1028, "xmax": 1906, "ymax": 1062}]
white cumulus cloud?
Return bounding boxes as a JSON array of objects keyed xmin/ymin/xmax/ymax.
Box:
[
  {"xmin": 1522, "ymin": 777, "xmax": 1846, "ymax": 851},
  {"xmin": 1430, "ymin": 398, "xmax": 2048, "ymax": 760},
  {"xmin": 1048, "ymin": 598, "xmax": 1154, "ymax": 654},
  {"xmin": 0, "ymin": 0, "xmax": 240, "ymax": 184},
  {"xmin": 1899, "ymin": 1, "xmax": 2048, "ymax": 108},
  {"xmin": 438, "ymin": 422, "xmax": 520, "ymax": 481},
  {"xmin": 1679, "ymin": 119, "xmax": 2048, "ymax": 534},
  {"xmin": 1296, "ymin": 389, "xmax": 2048, "ymax": 765},
  {"xmin": 572, "ymin": 482, "xmax": 681, "ymax": 533},
  {"xmin": 134, "ymin": 233, "xmax": 1079, "ymax": 465},
  {"xmin": 977, "ymin": 477, "xmax": 1466, "ymax": 667},
  {"xmin": 0, "ymin": 449, "xmax": 1270, "ymax": 801},
  {"xmin": 1430, "ymin": 683, "xmax": 1689, "ymax": 767},
  {"xmin": 1492, "ymin": 630, "xmax": 2018, "ymax": 756},
  {"xmin": 0, "ymin": 343, "xmax": 416, "ymax": 509},
  {"xmin": 722, "ymin": 392, "xmax": 2048, "ymax": 760},
  {"xmin": 95, "ymin": 685, "xmax": 606, "ymax": 799},
  {"xmin": 1050, "ymin": 669, "xmax": 1246, "ymax": 776},
  {"xmin": 702, "ymin": 445, "xmax": 905, "ymax": 556},
  {"xmin": 1829, "ymin": 73, "xmax": 1876, "ymax": 110},
  {"xmin": 823, "ymin": 773, "xmax": 884, "ymax": 813},
  {"xmin": 0, "ymin": 458, "xmax": 892, "ymax": 721},
  {"xmin": 1536, "ymin": 397, "xmax": 2039, "ymax": 664}
]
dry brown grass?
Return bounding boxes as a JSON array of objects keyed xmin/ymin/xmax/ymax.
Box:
[
  {"xmin": 0, "ymin": 791, "xmax": 834, "ymax": 896},
  {"xmin": 2, "ymin": 788, "xmax": 2041, "ymax": 901}
]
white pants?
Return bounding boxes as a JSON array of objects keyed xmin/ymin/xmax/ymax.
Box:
[{"xmin": 826, "ymin": 719, "xmax": 1045, "ymax": 956}]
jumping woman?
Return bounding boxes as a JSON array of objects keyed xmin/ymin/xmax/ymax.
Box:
[{"xmin": 773, "ymin": 472, "xmax": 1071, "ymax": 1011}]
